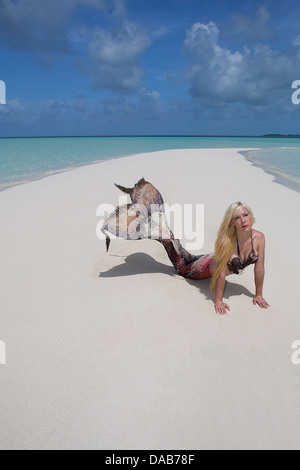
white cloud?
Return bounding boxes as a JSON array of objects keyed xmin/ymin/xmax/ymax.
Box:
[
  {"xmin": 88, "ymin": 20, "xmax": 150, "ymax": 66},
  {"xmin": 184, "ymin": 22, "xmax": 220, "ymax": 57},
  {"xmin": 86, "ymin": 2, "xmax": 151, "ymax": 93},
  {"xmin": 151, "ymin": 25, "xmax": 172, "ymax": 40},
  {"xmin": 140, "ymin": 88, "xmax": 160, "ymax": 102},
  {"xmin": 182, "ymin": 20, "xmax": 300, "ymax": 107}
]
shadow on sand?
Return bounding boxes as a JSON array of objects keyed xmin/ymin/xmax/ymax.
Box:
[
  {"xmin": 99, "ymin": 252, "xmax": 254, "ymax": 303},
  {"xmin": 99, "ymin": 252, "xmax": 174, "ymax": 278}
]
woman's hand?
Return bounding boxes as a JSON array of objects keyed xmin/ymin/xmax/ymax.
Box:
[
  {"xmin": 214, "ymin": 301, "xmax": 230, "ymax": 315},
  {"xmin": 253, "ymin": 296, "xmax": 270, "ymax": 309}
]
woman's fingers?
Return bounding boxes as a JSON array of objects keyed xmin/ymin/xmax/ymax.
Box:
[
  {"xmin": 215, "ymin": 303, "xmax": 230, "ymax": 315},
  {"xmin": 253, "ymin": 297, "xmax": 270, "ymax": 309}
]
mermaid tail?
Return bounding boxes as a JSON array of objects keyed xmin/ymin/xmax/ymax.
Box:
[
  {"xmin": 102, "ymin": 178, "xmax": 173, "ymax": 251},
  {"xmin": 102, "ymin": 178, "xmax": 214, "ymax": 280},
  {"xmin": 160, "ymin": 239, "xmax": 214, "ymax": 280}
]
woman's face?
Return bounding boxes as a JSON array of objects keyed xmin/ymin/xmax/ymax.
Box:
[{"xmin": 231, "ymin": 206, "xmax": 253, "ymax": 233}]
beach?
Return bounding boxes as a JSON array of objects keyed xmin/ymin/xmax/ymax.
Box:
[{"xmin": 0, "ymin": 148, "xmax": 300, "ymax": 450}]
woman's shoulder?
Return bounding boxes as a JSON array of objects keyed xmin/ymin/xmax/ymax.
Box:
[{"xmin": 252, "ymin": 229, "xmax": 265, "ymax": 244}]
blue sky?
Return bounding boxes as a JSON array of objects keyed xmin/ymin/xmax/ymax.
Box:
[{"xmin": 0, "ymin": 0, "xmax": 300, "ymax": 136}]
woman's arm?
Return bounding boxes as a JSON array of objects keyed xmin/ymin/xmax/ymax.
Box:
[
  {"xmin": 253, "ymin": 233, "xmax": 270, "ymax": 309},
  {"xmin": 214, "ymin": 266, "xmax": 230, "ymax": 315}
]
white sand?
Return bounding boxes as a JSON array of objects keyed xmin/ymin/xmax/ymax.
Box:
[{"xmin": 0, "ymin": 148, "xmax": 300, "ymax": 450}]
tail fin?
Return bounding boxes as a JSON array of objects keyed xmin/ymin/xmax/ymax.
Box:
[
  {"xmin": 114, "ymin": 183, "xmax": 133, "ymax": 195},
  {"xmin": 114, "ymin": 179, "xmax": 148, "ymax": 199},
  {"xmin": 115, "ymin": 178, "xmax": 164, "ymax": 211}
]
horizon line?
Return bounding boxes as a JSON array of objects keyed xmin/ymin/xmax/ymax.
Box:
[{"xmin": 0, "ymin": 134, "xmax": 298, "ymax": 139}]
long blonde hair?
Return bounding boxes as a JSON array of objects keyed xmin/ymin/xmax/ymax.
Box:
[{"xmin": 210, "ymin": 202, "xmax": 255, "ymax": 293}]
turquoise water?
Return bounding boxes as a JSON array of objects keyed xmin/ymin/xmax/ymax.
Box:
[
  {"xmin": 241, "ymin": 147, "xmax": 300, "ymax": 181},
  {"xmin": 0, "ymin": 136, "xmax": 300, "ymax": 191}
]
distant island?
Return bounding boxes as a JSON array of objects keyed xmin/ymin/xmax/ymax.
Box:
[{"xmin": 263, "ymin": 134, "xmax": 300, "ymax": 138}]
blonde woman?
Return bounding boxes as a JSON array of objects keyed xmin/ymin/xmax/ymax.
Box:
[
  {"xmin": 102, "ymin": 179, "xmax": 270, "ymax": 314},
  {"xmin": 211, "ymin": 202, "xmax": 269, "ymax": 314}
]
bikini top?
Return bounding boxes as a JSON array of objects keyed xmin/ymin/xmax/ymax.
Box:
[{"xmin": 227, "ymin": 231, "xmax": 259, "ymax": 274}]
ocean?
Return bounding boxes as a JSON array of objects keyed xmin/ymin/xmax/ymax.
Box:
[{"xmin": 0, "ymin": 136, "xmax": 300, "ymax": 192}]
